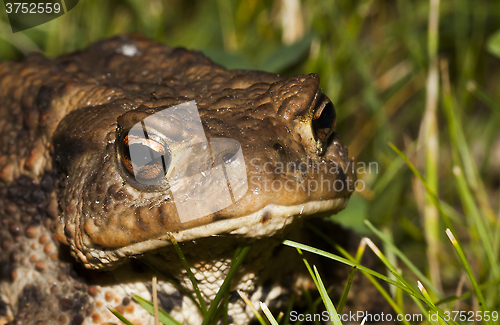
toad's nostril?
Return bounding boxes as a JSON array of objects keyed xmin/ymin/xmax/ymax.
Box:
[
  {"xmin": 273, "ymin": 142, "xmax": 284, "ymax": 151},
  {"xmin": 273, "ymin": 142, "xmax": 288, "ymax": 162}
]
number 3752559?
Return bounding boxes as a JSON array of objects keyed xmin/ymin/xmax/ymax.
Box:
[{"xmin": 5, "ymin": 2, "xmax": 61, "ymax": 14}]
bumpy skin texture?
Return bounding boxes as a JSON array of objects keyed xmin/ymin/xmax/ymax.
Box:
[{"xmin": 0, "ymin": 34, "xmax": 359, "ymax": 325}]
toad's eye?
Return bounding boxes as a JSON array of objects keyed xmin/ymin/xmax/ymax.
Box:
[
  {"xmin": 118, "ymin": 126, "xmax": 171, "ymax": 186},
  {"xmin": 312, "ymin": 93, "xmax": 336, "ymax": 143}
]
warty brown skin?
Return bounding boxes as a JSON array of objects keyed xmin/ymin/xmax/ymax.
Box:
[{"xmin": 0, "ymin": 34, "xmax": 355, "ymax": 324}]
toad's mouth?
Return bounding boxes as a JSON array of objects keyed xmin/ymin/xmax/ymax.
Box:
[{"xmin": 79, "ymin": 197, "xmax": 348, "ymax": 269}]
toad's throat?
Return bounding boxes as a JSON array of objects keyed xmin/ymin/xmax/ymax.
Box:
[{"xmin": 79, "ymin": 197, "xmax": 348, "ymax": 270}]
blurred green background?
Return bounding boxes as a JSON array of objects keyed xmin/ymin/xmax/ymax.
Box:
[{"xmin": 1, "ymin": 0, "xmax": 500, "ymax": 321}]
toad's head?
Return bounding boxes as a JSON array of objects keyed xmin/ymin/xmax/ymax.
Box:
[{"xmin": 53, "ymin": 36, "xmax": 356, "ymax": 269}]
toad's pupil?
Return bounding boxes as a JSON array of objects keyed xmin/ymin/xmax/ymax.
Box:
[
  {"xmin": 318, "ymin": 102, "xmax": 335, "ymax": 129},
  {"xmin": 129, "ymin": 143, "xmax": 157, "ymax": 167}
]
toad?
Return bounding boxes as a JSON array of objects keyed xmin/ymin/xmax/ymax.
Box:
[{"xmin": 0, "ymin": 34, "xmax": 356, "ymax": 325}]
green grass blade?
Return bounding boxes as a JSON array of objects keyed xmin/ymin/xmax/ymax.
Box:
[
  {"xmin": 295, "ymin": 247, "xmax": 340, "ymax": 325},
  {"xmin": 433, "ymin": 278, "xmax": 500, "ymax": 306},
  {"xmin": 305, "ymin": 224, "xmax": 408, "ymax": 319},
  {"xmin": 442, "ymin": 66, "xmax": 497, "ymax": 225},
  {"xmin": 260, "ymin": 302, "xmax": 280, "ymax": 325},
  {"xmin": 133, "ymin": 294, "xmax": 183, "ymax": 325},
  {"xmin": 170, "ymin": 237, "xmax": 208, "ymax": 315},
  {"xmin": 201, "ymin": 244, "xmax": 251, "ymax": 325},
  {"xmin": 237, "ymin": 291, "xmax": 268, "ymax": 325},
  {"xmin": 259, "ymin": 35, "xmax": 313, "ymax": 72},
  {"xmin": 313, "ymin": 266, "xmax": 342, "ymax": 325},
  {"xmin": 452, "ymin": 166, "xmax": 499, "ymax": 278},
  {"xmin": 445, "ymin": 229, "xmax": 492, "ymax": 325},
  {"xmin": 388, "ymin": 142, "xmax": 453, "ymax": 229},
  {"xmin": 284, "ymin": 239, "xmax": 459, "ymax": 325},
  {"xmin": 279, "ymin": 294, "xmax": 295, "ymax": 325},
  {"xmin": 336, "ymin": 266, "xmax": 357, "ymax": 314},
  {"xmin": 211, "ymin": 290, "xmax": 230, "ymax": 325},
  {"xmin": 284, "ymin": 239, "xmax": 411, "ymax": 294},
  {"xmin": 486, "ymin": 29, "xmax": 500, "ymax": 60},
  {"xmin": 109, "ymin": 307, "xmax": 136, "ymax": 325},
  {"xmin": 141, "ymin": 260, "xmax": 201, "ymax": 313},
  {"xmin": 421, "ymin": 0, "xmax": 442, "ymax": 294},
  {"xmin": 408, "ymin": 295, "xmax": 438, "ymax": 325},
  {"xmin": 364, "ymin": 220, "xmax": 441, "ymax": 297}
]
